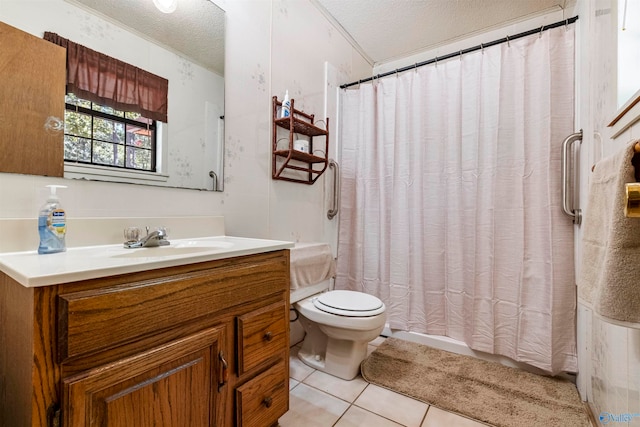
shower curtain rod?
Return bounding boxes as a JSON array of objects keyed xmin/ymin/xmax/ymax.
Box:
[{"xmin": 340, "ymin": 15, "xmax": 579, "ymax": 89}]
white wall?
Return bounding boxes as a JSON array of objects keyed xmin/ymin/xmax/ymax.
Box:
[
  {"xmin": 576, "ymin": 0, "xmax": 640, "ymax": 420},
  {"xmin": 0, "ymin": 1, "xmax": 371, "ymax": 245}
]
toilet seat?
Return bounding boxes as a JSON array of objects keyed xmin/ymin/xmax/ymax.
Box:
[{"xmin": 313, "ymin": 290, "xmax": 385, "ymax": 317}]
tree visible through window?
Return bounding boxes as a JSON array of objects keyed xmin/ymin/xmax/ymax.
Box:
[{"xmin": 64, "ymin": 94, "xmax": 157, "ymax": 171}]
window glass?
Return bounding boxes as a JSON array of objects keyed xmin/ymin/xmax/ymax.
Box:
[
  {"xmin": 64, "ymin": 94, "xmax": 156, "ymax": 172},
  {"xmin": 618, "ymin": 0, "xmax": 640, "ymax": 107}
]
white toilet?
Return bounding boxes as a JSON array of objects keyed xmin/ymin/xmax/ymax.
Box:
[{"xmin": 294, "ymin": 288, "xmax": 386, "ymax": 380}]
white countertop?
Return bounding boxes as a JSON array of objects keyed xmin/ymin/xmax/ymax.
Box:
[{"xmin": 0, "ymin": 236, "xmax": 294, "ymax": 287}]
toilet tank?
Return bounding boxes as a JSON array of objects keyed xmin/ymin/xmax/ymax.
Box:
[{"xmin": 289, "ymin": 243, "xmax": 335, "ymax": 303}]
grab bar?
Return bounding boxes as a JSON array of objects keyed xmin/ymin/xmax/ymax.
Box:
[
  {"xmin": 327, "ymin": 159, "xmax": 340, "ymax": 220},
  {"xmin": 561, "ymin": 130, "xmax": 583, "ymax": 225},
  {"xmin": 209, "ymin": 170, "xmax": 219, "ymax": 191}
]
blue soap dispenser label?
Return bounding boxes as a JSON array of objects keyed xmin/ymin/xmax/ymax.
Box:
[{"xmin": 49, "ymin": 209, "xmax": 66, "ymax": 237}]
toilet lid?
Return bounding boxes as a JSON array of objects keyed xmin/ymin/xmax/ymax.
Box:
[{"xmin": 313, "ymin": 290, "xmax": 385, "ymax": 317}]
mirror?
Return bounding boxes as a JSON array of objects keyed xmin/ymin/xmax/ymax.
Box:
[
  {"xmin": 1, "ymin": 0, "xmax": 225, "ymax": 191},
  {"xmin": 607, "ymin": 0, "xmax": 640, "ymax": 134},
  {"xmin": 617, "ymin": 0, "xmax": 640, "ymax": 109}
]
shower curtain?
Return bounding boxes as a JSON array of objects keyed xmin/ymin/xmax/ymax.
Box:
[{"xmin": 336, "ymin": 25, "xmax": 577, "ymax": 374}]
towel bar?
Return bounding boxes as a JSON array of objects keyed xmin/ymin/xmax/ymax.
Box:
[
  {"xmin": 625, "ymin": 183, "xmax": 640, "ymax": 217},
  {"xmin": 626, "ymin": 141, "xmax": 640, "ymax": 217},
  {"xmin": 633, "ymin": 142, "xmax": 640, "ymax": 182}
]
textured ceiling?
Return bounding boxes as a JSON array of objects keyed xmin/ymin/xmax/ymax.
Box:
[
  {"xmin": 67, "ymin": 0, "xmax": 573, "ymax": 77},
  {"xmin": 67, "ymin": 0, "xmax": 224, "ymax": 76},
  {"xmin": 313, "ymin": 0, "xmax": 571, "ymax": 65}
]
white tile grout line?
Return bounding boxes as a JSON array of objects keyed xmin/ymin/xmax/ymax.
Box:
[
  {"xmin": 287, "ymin": 336, "xmax": 426, "ymax": 427},
  {"xmin": 290, "ymin": 371, "xmax": 430, "ymax": 427},
  {"xmin": 332, "ymin": 402, "xmax": 410, "ymax": 427}
]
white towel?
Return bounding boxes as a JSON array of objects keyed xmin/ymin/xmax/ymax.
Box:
[
  {"xmin": 289, "ymin": 243, "xmax": 336, "ymax": 290},
  {"xmin": 578, "ymin": 140, "xmax": 640, "ymax": 325}
]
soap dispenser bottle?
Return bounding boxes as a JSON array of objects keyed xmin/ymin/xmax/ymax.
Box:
[{"xmin": 38, "ymin": 185, "xmax": 67, "ymax": 254}]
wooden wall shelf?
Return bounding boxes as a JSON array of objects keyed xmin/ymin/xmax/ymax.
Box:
[{"xmin": 272, "ymin": 96, "xmax": 329, "ymax": 184}]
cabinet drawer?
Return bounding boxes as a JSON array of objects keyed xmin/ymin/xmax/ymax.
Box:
[
  {"xmin": 237, "ymin": 301, "xmax": 288, "ymax": 375},
  {"xmin": 236, "ymin": 360, "xmax": 288, "ymax": 427},
  {"xmin": 58, "ymin": 252, "xmax": 288, "ymax": 361}
]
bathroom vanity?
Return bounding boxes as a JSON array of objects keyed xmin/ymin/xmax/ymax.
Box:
[{"xmin": 0, "ymin": 237, "xmax": 292, "ymax": 427}]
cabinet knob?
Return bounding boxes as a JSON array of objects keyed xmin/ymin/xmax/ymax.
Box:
[
  {"xmin": 264, "ymin": 331, "xmax": 273, "ymax": 341},
  {"xmin": 263, "ymin": 396, "xmax": 273, "ymax": 408}
]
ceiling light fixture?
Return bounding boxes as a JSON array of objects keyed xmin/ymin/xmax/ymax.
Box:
[{"xmin": 153, "ymin": 0, "xmax": 177, "ymax": 14}]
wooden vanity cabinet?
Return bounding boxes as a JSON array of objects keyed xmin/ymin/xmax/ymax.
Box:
[{"xmin": 0, "ymin": 250, "xmax": 290, "ymax": 427}]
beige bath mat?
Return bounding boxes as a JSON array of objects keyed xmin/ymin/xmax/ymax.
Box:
[{"xmin": 360, "ymin": 338, "xmax": 591, "ymax": 427}]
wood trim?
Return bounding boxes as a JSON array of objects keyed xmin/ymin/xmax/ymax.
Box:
[
  {"xmin": 609, "ymin": 88, "xmax": 640, "ymax": 127},
  {"xmin": 1, "ymin": 275, "xmax": 35, "ymax": 427},
  {"xmin": 0, "ymin": 275, "xmax": 61, "ymax": 427},
  {"xmin": 33, "ymin": 285, "xmax": 61, "ymax": 427},
  {"xmin": 608, "ymin": 89, "xmax": 640, "ymax": 140}
]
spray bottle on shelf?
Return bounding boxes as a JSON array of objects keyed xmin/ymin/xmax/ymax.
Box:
[
  {"xmin": 38, "ymin": 185, "xmax": 67, "ymax": 254},
  {"xmin": 281, "ymin": 90, "xmax": 291, "ymax": 118}
]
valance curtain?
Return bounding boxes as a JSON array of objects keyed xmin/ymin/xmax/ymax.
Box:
[
  {"xmin": 43, "ymin": 32, "xmax": 168, "ymax": 122},
  {"xmin": 336, "ymin": 25, "xmax": 577, "ymax": 374}
]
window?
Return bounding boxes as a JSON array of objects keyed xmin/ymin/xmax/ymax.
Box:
[
  {"xmin": 618, "ymin": 0, "xmax": 640, "ymax": 108},
  {"xmin": 44, "ymin": 32, "xmax": 170, "ymax": 185},
  {"xmin": 64, "ymin": 94, "xmax": 157, "ymax": 172}
]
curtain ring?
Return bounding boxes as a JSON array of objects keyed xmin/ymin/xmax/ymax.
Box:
[
  {"xmin": 459, "ymin": 50, "xmax": 462, "ymax": 61},
  {"xmin": 480, "ymin": 43, "xmax": 484, "ymax": 54},
  {"xmin": 565, "ymin": 18, "xmax": 569, "ymax": 30},
  {"xmin": 506, "ymin": 35, "xmax": 510, "ymax": 47},
  {"xmin": 414, "ymin": 63, "xmax": 418, "ymax": 73},
  {"xmin": 435, "ymin": 56, "xmax": 438, "ymax": 67},
  {"xmin": 539, "ymin": 26, "xmax": 544, "ymax": 38}
]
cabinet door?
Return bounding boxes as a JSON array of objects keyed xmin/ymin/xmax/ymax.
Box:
[
  {"xmin": 63, "ymin": 326, "xmax": 227, "ymax": 427},
  {"xmin": 0, "ymin": 21, "xmax": 65, "ymax": 177}
]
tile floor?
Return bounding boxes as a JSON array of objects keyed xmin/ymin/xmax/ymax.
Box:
[{"xmin": 279, "ymin": 337, "xmax": 489, "ymax": 427}]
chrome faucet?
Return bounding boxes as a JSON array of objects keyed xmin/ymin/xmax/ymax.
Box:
[{"xmin": 124, "ymin": 227, "xmax": 170, "ymax": 248}]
